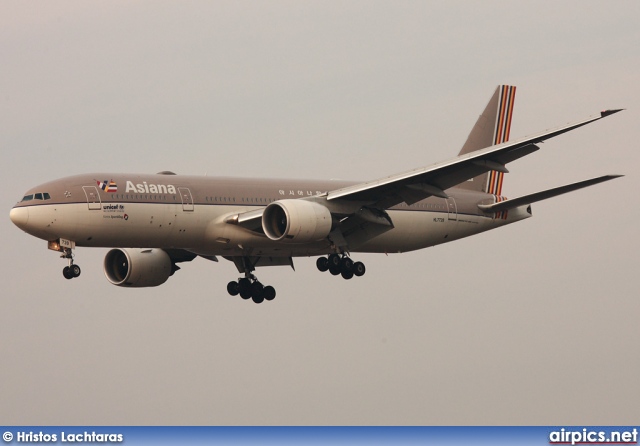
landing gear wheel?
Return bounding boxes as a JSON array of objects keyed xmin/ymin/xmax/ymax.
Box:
[
  {"xmin": 340, "ymin": 257, "xmax": 354, "ymax": 272},
  {"xmin": 227, "ymin": 281, "xmax": 239, "ymax": 296},
  {"xmin": 328, "ymin": 254, "xmax": 341, "ymax": 269},
  {"xmin": 329, "ymin": 266, "xmax": 341, "ymax": 276},
  {"xmin": 263, "ymin": 286, "xmax": 276, "ymax": 301},
  {"xmin": 238, "ymin": 277, "xmax": 252, "ymax": 300},
  {"xmin": 251, "ymin": 281, "xmax": 264, "ymax": 297},
  {"xmin": 353, "ymin": 262, "xmax": 366, "ymax": 277},
  {"xmin": 252, "ymin": 293, "xmax": 265, "ymax": 304},
  {"xmin": 316, "ymin": 257, "xmax": 329, "ymax": 272},
  {"xmin": 238, "ymin": 278, "xmax": 251, "ymax": 292},
  {"xmin": 341, "ymin": 270, "xmax": 354, "ymax": 280},
  {"xmin": 63, "ymin": 266, "xmax": 73, "ymax": 279},
  {"xmin": 70, "ymin": 264, "xmax": 81, "ymax": 278}
]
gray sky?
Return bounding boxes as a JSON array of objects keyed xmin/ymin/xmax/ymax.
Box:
[{"xmin": 1, "ymin": 0, "xmax": 639, "ymax": 425}]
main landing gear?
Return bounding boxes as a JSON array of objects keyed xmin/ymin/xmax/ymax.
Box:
[
  {"xmin": 61, "ymin": 247, "xmax": 81, "ymax": 280},
  {"xmin": 226, "ymin": 274, "xmax": 276, "ymax": 304},
  {"xmin": 316, "ymin": 254, "xmax": 365, "ymax": 280}
]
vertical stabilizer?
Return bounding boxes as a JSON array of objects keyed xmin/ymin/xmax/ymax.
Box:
[{"xmin": 456, "ymin": 85, "xmax": 516, "ymax": 194}]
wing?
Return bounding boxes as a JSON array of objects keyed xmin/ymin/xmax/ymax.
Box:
[
  {"xmin": 225, "ymin": 208, "xmax": 264, "ymax": 232},
  {"xmin": 327, "ymin": 110, "xmax": 623, "ymax": 209}
]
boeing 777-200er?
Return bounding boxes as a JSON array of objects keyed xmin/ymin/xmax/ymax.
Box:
[{"xmin": 10, "ymin": 86, "xmax": 623, "ymax": 303}]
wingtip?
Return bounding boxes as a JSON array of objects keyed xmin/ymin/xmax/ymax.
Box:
[
  {"xmin": 599, "ymin": 174, "xmax": 625, "ymax": 182},
  {"xmin": 600, "ymin": 109, "xmax": 624, "ymax": 118}
]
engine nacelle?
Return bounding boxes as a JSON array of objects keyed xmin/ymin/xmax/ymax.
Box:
[
  {"xmin": 262, "ymin": 199, "xmax": 333, "ymax": 243},
  {"xmin": 104, "ymin": 248, "xmax": 173, "ymax": 287}
]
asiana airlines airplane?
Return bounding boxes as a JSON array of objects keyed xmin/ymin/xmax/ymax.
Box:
[{"xmin": 10, "ymin": 86, "xmax": 623, "ymax": 303}]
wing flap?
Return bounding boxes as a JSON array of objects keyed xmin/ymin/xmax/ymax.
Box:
[
  {"xmin": 478, "ymin": 175, "xmax": 623, "ymax": 212},
  {"xmin": 224, "ymin": 255, "xmax": 295, "ymax": 273},
  {"xmin": 342, "ymin": 143, "xmax": 538, "ymax": 208}
]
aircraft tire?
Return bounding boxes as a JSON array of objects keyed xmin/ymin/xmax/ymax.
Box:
[
  {"xmin": 329, "ymin": 266, "xmax": 341, "ymax": 276},
  {"xmin": 316, "ymin": 257, "xmax": 329, "ymax": 272},
  {"xmin": 340, "ymin": 257, "xmax": 353, "ymax": 272},
  {"xmin": 63, "ymin": 266, "xmax": 73, "ymax": 280},
  {"xmin": 251, "ymin": 281, "xmax": 264, "ymax": 297},
  {"xmin": 238, "ymin": 278, "xmax": 251, "ymax": 293},
  {"xmin": 252, "ymin": 293, "xmax": 264, "ymax": 304},
  {"xmin": 328, "ymin": 254, "xmax": 341, "ymax": 269},
  {"xmin": 71, "ymin": 264, "xmax": 81, "ymax": 278},
  {"xmin": 227, "ymin": 281, "xmax": 239, "ymax": 296},
  {"xmin": 341, "ymin": 270, "xmax": 354, "ymax": 280},
  {"xmin": 353, "ymin": 262, "xmax": 366, "ymax": 277},
  {"xmin": 263, "ymin": 286, "xmax": 276, "ymax": 301}
]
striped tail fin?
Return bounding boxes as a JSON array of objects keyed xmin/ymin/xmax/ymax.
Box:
[{"xmin": 456, "ymin": 85, "xmax": 516, "ymax": 195}]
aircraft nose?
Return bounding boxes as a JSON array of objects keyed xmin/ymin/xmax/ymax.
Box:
[{"xmin": 10, "ymin": 206, "xmax": 29, "ymax": 230}]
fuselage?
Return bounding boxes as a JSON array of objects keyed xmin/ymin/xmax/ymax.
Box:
[{"xmin": 10, "ymin": 173, "xmax": 531, "ymax": 257}]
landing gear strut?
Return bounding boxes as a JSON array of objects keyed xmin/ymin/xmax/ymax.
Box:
[
  {"xmin": 227, "ymin": 271, "xmax": 276, "ymax": 304},
  {"xmin": 316, "ymin": 254, "xmax": 365, "ymax": 280},
  {"xmin": 61, "ymin": 248, "xmax": 81, "ymax": 280}
]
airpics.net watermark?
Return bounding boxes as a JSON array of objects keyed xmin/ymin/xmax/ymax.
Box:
[
  {"xmin": 549, "ymin": 428, "xmax": 638, "ymax": 445},
  {"xmin": 3, "ymin": 431, "xmax": 123, "ymax": 443}
]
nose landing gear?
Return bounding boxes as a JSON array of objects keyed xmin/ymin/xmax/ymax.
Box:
[
  {"xmin": 48, "ymin": 239, "xmax": 81, "ymax": 280},
  {"xmin": 61, "ymin": 247, "xmax": 81, "ymax": 280}
]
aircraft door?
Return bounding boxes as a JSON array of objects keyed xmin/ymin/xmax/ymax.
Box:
[
  {"xmin": 178, "ymin": 187, "xmax": 194, "ymax": 211},
  {"xmin": 82, "ymin": 186, "xmax": 101, "ymax": 210},
  {"xmin": 446, "ymin": 197, "xmax": 457, "ymax": 221}
]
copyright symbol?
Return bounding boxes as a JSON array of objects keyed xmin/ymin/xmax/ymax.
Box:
[{"xmin": 2, "ymin": 432, "xmax": 13, "ymax": 442}]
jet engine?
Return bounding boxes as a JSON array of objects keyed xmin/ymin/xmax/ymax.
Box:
[
  {"xmin": 262, "ymin": 199, "xmax": 333, "ymax": 243},
  {"xmin": 104, "ymin": 248, "xmax": 173, "ymax": 287}
]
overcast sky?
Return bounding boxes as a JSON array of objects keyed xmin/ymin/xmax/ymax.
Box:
[{"xmin": 1, "ymin": 0, "xmax": 639, "ymax": 425}]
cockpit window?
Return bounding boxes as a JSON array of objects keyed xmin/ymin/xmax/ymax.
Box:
[{"xmin": 20, "ymin": 192, "xmax": 50, "ymax": 202}]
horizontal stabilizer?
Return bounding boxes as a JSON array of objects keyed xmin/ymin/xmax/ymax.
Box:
[{"xmin": 478, "ymin": 175, "xmax": 623, "ymax": 212}]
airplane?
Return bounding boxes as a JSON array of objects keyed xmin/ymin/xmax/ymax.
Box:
[{"xmin": 9, "ymin": 86, "xmax": 623, "ymax": 303}]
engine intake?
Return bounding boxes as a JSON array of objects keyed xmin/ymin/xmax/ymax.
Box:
[
  {"xmin": 104, "ymin": 248, "xmax": 173, "ymax": 287},
  {"xmin": 262, "ymin": 199, "xmax": 333, "ymax": 243}
]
